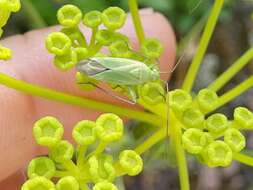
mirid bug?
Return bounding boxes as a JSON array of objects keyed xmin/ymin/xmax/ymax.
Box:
[{"xmin": 76, "ymin": 57, "xmax": 161, "ymax": 103}]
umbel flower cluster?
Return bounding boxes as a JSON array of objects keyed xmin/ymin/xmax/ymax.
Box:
[
  {"xmin": 0, "ymin": 0, "xmax": 253, "ymax": 190},
  {"xmin": 45, "ymin": 5, "xmax": 164, "ymax": 97},
  {"xmin": 0, "ymin": 0, "xmax": 20, "ymax": 60},
  {"xmin": 22, "ymin": 113, "xmax": 143, "ymax": 190},
  {"xmin": 169, "ymin": 88, "xmax": 253, "ymax": 167}
]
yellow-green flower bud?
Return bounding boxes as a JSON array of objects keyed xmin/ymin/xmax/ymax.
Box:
[
  {"xmin": 182, "ymin": 108, "xmax": 205, "ymax": 129},
  {"xmin": 96, "ymin": 29, "xmax": 115, "ymax": 46},
  {"xmin": 56, "ymin": 176, "xmax": 79, "ymax": 190},
  {"xmin": 21, "ymin": 177, "xmax": 55, "ymax": 190},
  {"xmin": 206, "ymin": 113, "xmax": 228, "ymax": 136},
  {"xmin": 83, "ymin": 10, "xmax": 102, "ymax": 28},
  {"xmin": 74, "ymin": 47, "xmax": 89, "ymax": 61},
  {"xmin": 109, "ymin": 40, "xmax": 131, "ymax": 58},
  {"xmin": 182, "ymin": 128, "xmax": 208, "ymax": 154},
  {"xmin": 119, "ymin": 150, "xmax": 143, "ymax": 176},
  {"xmin": 0, "ymin": 45, "xmax": 11, "ymax": 60},
  {"xmin": 168, "ymin": 89, "xmax": 192, "ymax": 113},
  {"xmin": 95, "ymin": 113, "xmax": 123, "ymax": 142},
  {"xmin": 138, "ymin": 82, "xmax": 165, "ymax": 105},
  {"xmin": 205, "ymin": 140, "xmax": 232, "ymax": 167},
  {"xmin": 54, "ymin": 50, "xmax": 77, "ymax": 71},
  {"xmin": 0, "ymin": 0, "xmax": 21, "ymax": 12},
  {"xmin": 0, "ymin": 9, "xmax": 10, "ymax": 27},
  {"xmin": 234, "ymin": 107, "xmax": 253, "ymax": 129},
  {"xmin": 141, "ymin": 38, "xmax": 163, "ymax": 59},
  {"xmin": 72, "ymin": 120, "xmax": 96, "ymax": 146},
  {"xmin": 93, "ymin": 182, "xmax": 118, "ymax": 190},
  {"xmin": 27, "ymin": 157, "xmax": 55, "ymax": 179},
  {"xmin": 88, "ymin": 154, "xmax": 116, "ymax": 183},
  {"xmin": 49, "ymin": 140, "xmax": 74, "ymax": 163},
  {"xmin": 224, "ymin": 128, "xmax": 246, "ymax": 152},
  {"xmin": 57, "ymin": 5, "xmax": 82, "ymax": 28},
  {"xmin": 46, "ymin": 32, "xmax": 71, "ymax": 56},
  {"xmin": 197, "ymin": 88, "xmax": 218, "ymax": 112},
  {"xmin": 76, "ymin": 72, "xmax": 98, "ymax": 91},
  {"xmin": 102, "ymin": 7, "xmax": 126, "ymax": 30},
  {"xmin": 33, "ymin": 116, "xmax": 64, "ymax": 147}
]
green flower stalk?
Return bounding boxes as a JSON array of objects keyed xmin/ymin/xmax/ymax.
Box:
[{"xmin": 0, "ymin": 1, "xmax": 253, "ymax": 190}]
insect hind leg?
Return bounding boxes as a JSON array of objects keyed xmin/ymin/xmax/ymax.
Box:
[{"xmin": 78, "ymin": 82, "xmax": 136, "ymax": 105}]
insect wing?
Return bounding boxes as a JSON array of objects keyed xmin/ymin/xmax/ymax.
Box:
[{"xmin": 91, "ymin": 57, "xmax": 147, "ymax": 85}]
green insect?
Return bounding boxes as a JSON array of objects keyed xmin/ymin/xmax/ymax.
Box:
[{"xmin": 76, "ymin": 57, "xmax": 161, "ymax": 104}]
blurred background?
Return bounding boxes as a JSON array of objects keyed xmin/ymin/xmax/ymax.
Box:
[{"xmin": 3, "ymin": 0, "xmax": 253, "ymax": 189}]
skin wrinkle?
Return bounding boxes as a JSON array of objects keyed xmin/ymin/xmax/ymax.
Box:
[{"xmin": 0, "ymin": 11, "xmax": 176, "ymax": 186}]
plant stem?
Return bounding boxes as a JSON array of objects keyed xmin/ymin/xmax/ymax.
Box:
[
  {"xmin": 182, "ymin": 0, "xmax": 224, "ymax": 92},
  {"xmin": 170, "ymin": 112, "xmax": 190, "ymax": 190},
  {"xmin": 0, "ymin": 73, "xmax": 162, "ymax": 126},
  {"xmin": 89, "ymin": 27, "xmax": 98, "ymax": 48},
  {"xmin": 128, "ymin": 0, "xmax": 145, "ymax": 44},
  {"xmin": 207, "ymin": 76, "xmax": 253, "ymax": 113},
  {"xmin": 21, "ymin": 0, "xmax": 47, "ymax": 29},
  {"xmin": 77, "ymin": 145, "xmax": 87, "ymax": 167},
  {"xmin": 54, "ymin": 170, "xmax": 70, "ymax": 178},
  {"xmin": 209, "ymin": 48, "xmax": 253, "ymax": 92},
  {"xmin": 233, "ymin": 153, "xmax": 253, "ymax": 167}
]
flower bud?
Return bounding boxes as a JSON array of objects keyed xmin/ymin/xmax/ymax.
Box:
[
  {"xmin": 49, "ymin": 140, "xmax": 74, "ymax": 163},
  {"xmin": 27, "ymin": 157, "xmax": 55, "ymax": 179},
  {"xmin": 224, "ymin": 128, "xmax": 246, "ymax": 152},
  {"xmin": 33, "ymin": 116, "xmax": 64, "ymax": 147},
  {"xmin": 197, "ymin": 88, "xmax": 218, "ymax": 112},
  {"xmin": 109, "ymin": 40, "xmax": 131, "ymax": 58},
  {"xmin": 0, "ymin": 45, "xmax": 11, "ymax": 60},
  {"xmin": 21, "ymin": 177, "xmax": 55, "ymax": 190},
  {"xmin": 141, "ymin": 38, "xmax": 163, "ymax": 59},
  {"xmin": 234, "ymin": 107, "xmax": 253, "ymax": 129},
  {"xmin": 56, "ymin": 176, "xmax": 79, "ymax": 190},
  {"xmin": 168, "ymin": 89, "xmax": 192, "ymax": 113},
  {"xmin": 102, "ymin": 7, "xmax": 126, "ymax": 30},
  {"xmin": 182, "ymin": 108, "xmax": 205, "ymax": 129},
  {"xmin": 96, "ymin": 29, "xmax": 115, "ymax": 46},
  {"xmin": 119, "ymin": 150, "xmax": 143, "ymax": 176},
  {"xmin": 206, "ymin": 113, "xmax": 228, "ymax": 136},
  {"xmin": 0, "ymin": 0, "xmax": 21, "ymax": 12},
  {"xmin": 95, "ymin": 113, "xmax": 123, "ymax": 142},
  {"xmin": 54, "ymin": 50, "xmax": 77, "ymax": 71},
  {"xmin": 46, "ymin": 32, "xmax": 71, "ymax": 56},
  {"xmin": 76, "ymin": 72, "xmax": 98, "ymax": 91},
  {"xmin": 57, "ymin": 5, "xmax": 82, "ymax": 28},
  {"xmin": 93, "ymin": 182, "xmax": 118, "ymax": 190},
  {"xmin": 83, "ymin": 10, "xmax": 102, "ymax": 28},
  {"xmin": 72, "ymin": 120, "xmax": 96, "ymax": 146}
]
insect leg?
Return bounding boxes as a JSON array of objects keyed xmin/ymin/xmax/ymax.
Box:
[{"xmin": 78, "ymin": 81, "xmax": 136, "ymax": 105}]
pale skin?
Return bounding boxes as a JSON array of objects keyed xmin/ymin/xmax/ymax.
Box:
[{"xmin": 0, "ymin": 9, "xmax": 176, "ymax": 189}]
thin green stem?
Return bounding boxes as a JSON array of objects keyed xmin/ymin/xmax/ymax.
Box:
[
  {"xmin": 21, "ymin": 0, "xmax": 47, "ymax": 29},
  {"xmin": 233, "ymin": 153, "xmax": 253, "ymax": 167},
  {"xmin": 182, "ymin": 0, "xmax": 224, "ymax": 92},
  {"xmin": 128, "ymin": 0, "xmax": 145, "ymax": 44},
  {"xmin": 54, "ymin": 170, "xmax": 70, "ymax": 178},
  {"xmin": 207, "ymin": 76, "xmax": 253, "ymax": 113},
  {"xmin": 89, "ymin": 27, "xmax": 98, "ymax": 48},
  {"xmin": 0, "ymin": 73, "xmax": 162, "ymax": 126},
  {"xmin": 209, "ymin": 48, "xmax": 253, "ymax": 92},
  {"xmin": 77, "ymin": 145, "xmax": 87, "ymax": 167},
  {"xmin": 170, "ymin": 112, "xmax": 190, "ymax": 190}
]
